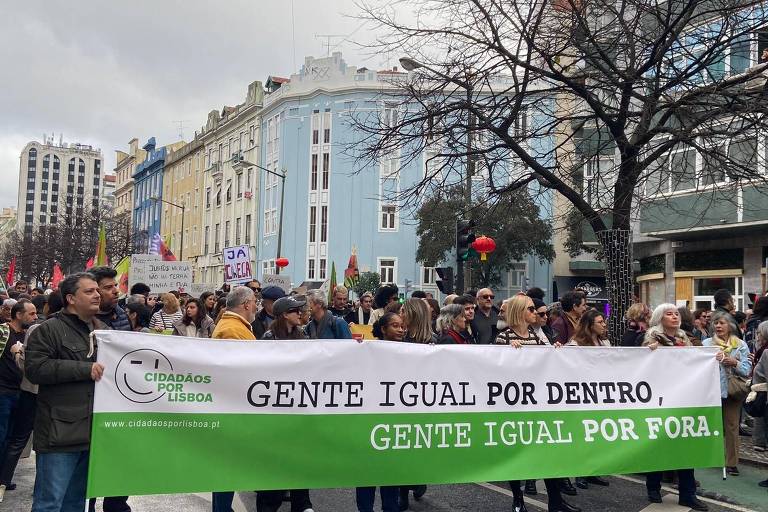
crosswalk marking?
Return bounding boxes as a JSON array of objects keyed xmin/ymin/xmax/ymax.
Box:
[
  {"xmin": 476, "ymin": 482, "xmax": 549, "ymax": 510},
  {"xmin": 613, "ymin": 475, "xmax": 758, "ymax": 512}
]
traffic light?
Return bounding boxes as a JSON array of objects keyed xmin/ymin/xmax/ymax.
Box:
[
  {"xmin": 456, "ymin": 220, "xmax": 476, "ymax": 261},
  {"xmin": 435, "ymin": 267, "xmax": 454, "ymax": 295}
]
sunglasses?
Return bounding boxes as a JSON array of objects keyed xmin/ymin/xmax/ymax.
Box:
[
  {"xmin": 527, "ymin": 306, "xmax": 536, "ymax": 312},
  {"xmin": 286, "ymin": 308, "xmax": 302, "ymax": 315},
  {"xmin": 481, "ymin": 295, "xmax": 495, "ymax": 299},
  {"xmin": 537, "ymin": 311, "xmax": 548, "ymax": 317},
  {"xmin": 249, "ymin": 287, "xmax": 262, "ymax": 293}
]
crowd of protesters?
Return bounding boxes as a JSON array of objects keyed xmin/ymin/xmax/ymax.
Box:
[{"xmin": 0, "ymin": 270, "xmax": 767, "ymax": 512}]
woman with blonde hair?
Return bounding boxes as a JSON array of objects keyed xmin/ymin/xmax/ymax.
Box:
[
  {"xmin": 494, "ymin": 294, "xmax": 577, "ymax": 512},
  {"xmin": 402, "ymin": 298, "xmax": 437, "ymax": 344},
  {"xmin": 495, "ymin": 295, "xmax": 541, "ymax": 346},
  {"xmin": 149, "ymin": 292, "xmax": 183, "ymax": 332},
  {"xmin": 621, "ymin": 303, "xmax": 649, "ymax": 346}
]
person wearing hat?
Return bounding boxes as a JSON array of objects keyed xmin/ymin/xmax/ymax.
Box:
[
  {"xmin": 252, "ymin": 286, "xmax": 287, "ymax": 339},
  {"xmin": 261, "ymin": 297, "xmax": 308, "ymax": 340}
]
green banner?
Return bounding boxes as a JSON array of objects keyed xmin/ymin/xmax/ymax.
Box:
[{"xmin": 87, "ymin": 332, "xmax": 725, "ymax": 497}]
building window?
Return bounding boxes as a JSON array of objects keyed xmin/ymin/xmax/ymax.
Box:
[
  {"xmin": 214, "ymin": 223, "xmax": 220, "ymax": 253},
  {"xmin": 311, "ymin": 154, "xmax": 318, "ymax": 190},
  {"xmin": 312, "ymin": 110, "xmax": 320, "ymax": 145},
  {"xmin": 309, "ymin": 206, "xmax": 317, "ymax": 243},
  {"xmin": 225, "ymin": 221, "xmax": 230, "ymax": 247},
  {"xmin": 216, "ymin": 187, "xmax": 221, "ymax": 206},
  {"xmin": 226, "ymin": 179, "xmax": 232, "ymax": 203},
  {"xmin": 323, "ymin": 109, "xmax": 331, "ymax": 143},
  {"xmin": 378, "ymin": 258, "xmax": 396, "ymax": 284},
  {"xmin": 206, "ymin": 187, "xmax": 211, "ymax": 209},
  {"xmin": 320, "ymin": 205, "xmax": 328, "ymax": 242},
  {"xmin": 262, "ymin": 259, "xmax": 276, "ymax": 276},
  {"xmin": 508, "ymin": 262, "xmax": 528, "ymax": 292},
  {"xmin": 381, "ymin": 205, "xmax": 396, "ymax": 230},
  {"xmin": 237, "ymin": 173, "xmax": 243, "ymax": 198},
  {"xmin": 204, "ymin": 226, "xmax": 210, "ymax": 253},
  {"xmin": 319, "ymin": 258, "xmax": 327, "ymax": 280},
  {"xmin": 308, "ymin": 259, "xmax": 316, "ymax": 280},
  {"xmin": 94, "ymin": 159, "xmax": 101, "ymax": 176},
  {"xmin": 235, "ymin": 217, "xmax": 241, "ymax": 245},
  {"xmin": 322, "ymin": 153, "xmax": 330, "ymax": 189},
  {"xmin": 422, "ymin": 267, "xmax": 437, "ymax": 285},
  {"xmin": 245, "ymin": 215, "xmax": 251, "ymax": 244}
]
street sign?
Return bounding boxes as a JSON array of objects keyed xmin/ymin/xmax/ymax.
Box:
[{"xmin": 223, "ymin": 245, "xmax": 253, "ymax": 284}]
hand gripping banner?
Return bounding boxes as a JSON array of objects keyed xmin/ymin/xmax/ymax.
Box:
[{"xmin": 87, "ymin": 331, "xmax": 724, "ymax": 497}]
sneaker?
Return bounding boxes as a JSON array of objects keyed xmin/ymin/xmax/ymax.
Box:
[
  {"xmin": 647, "ymin": 490, "xmax": 662, "ymax": 503},
  {"xmin": 302, "ymin": 509, "xmax": 314, "ymax": 512},
  {"xmin": 727, "ymin": 466, "xmax": 740, "ymax": 476}
]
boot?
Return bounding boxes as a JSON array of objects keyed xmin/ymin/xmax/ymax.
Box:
[
  {"xmin": 549, "ymin": 499, "xmax": 581, "ymax": 512},
  {"xmin": 513, "ymin": 496, "xmax": 529, "ymax": 512},
  {"xmin": 679, "ymin": 497, "xmax": 708, "ymax": 511},
  {"xmin": 559, "ymin": 478, "xmax": 578, "ymax": 496},
  {"xmin": 575, "ymin": 477, "xmax": 588, "ymax": 490},
  {"xmin": 413, "ymin": 485, "xmax": 427, "ymax": 500},
  {"xmin": 587, "ymin": 476, "xmax": 609, "ymax": 486},
  {"xmin": 524, "ymin": 480, "xmax": 538, "ymax": 496}
]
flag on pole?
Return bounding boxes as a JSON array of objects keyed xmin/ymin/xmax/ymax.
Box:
[
  {"xmin": 5, "ymin": 257, "xmax": 15, "ymax": 288},
  {"xmin": 150, "ymin": 233, "xmax": 177, "ymax": 261},
  {"xmin": 94, "ymin": 224, "xmax": 108, "ymax": 266},
  {"xmin": 114, "ymin": 256, "xmax": 131, "ymax": 295},
  {"xmin": 327, "ymin": 261, "xmax": 338, "ymax": 305},
  {"xmin": 85, "ymin": 257, "xmax": 94, "ymax": 270},
  {"xmin": 343, "ymin": 247, "xmax": 359, "ymax": 290},
  {"xmin": 51, "ymin": 263, "xmax": 65, "ymax": 289}
]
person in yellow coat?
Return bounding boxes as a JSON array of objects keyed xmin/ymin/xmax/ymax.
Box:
[{"xmin": 211, "ymin": 286, "xmax": 258, "ymax": 341}]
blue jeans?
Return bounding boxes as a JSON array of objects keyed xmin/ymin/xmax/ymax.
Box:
[
  {"xmin": 355, "ymin": 486, "xmax": 400, "ymax": 512},
  {"xmin": 0, "ymin": 392, "xmax": 19, "ymax": 452},
  {"xmin": 32, "ymin": 450, "xmax": 89, "ymax": 512},
  {"xmin": 211, "ymin": 491, "xmax": 234, "ymax": 512}
]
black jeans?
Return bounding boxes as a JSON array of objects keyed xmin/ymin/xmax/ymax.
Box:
[
  {"xmin": 0, "ymin": 390, "xmax": 35, "ymax": 484},
  {"xmin": 646, "ymin": 469, "xmax": 696, "ymax": 501},
  {"xmin": 256, "ymin": 489, "xmax": 312, "ymax": 512},
  {"xmin": 510, "ymin": 479, "xmax": 562, "ymax": 507}
]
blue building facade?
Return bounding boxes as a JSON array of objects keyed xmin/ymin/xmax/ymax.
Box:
[
  {"xmin": 132, "ymin": 137, "xmax": 167, "ymax": 253},
  {"xmin": 256, "ymin": 53, "xmax": 555, "ymax": 300}
]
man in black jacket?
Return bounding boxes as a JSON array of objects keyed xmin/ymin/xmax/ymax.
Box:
[
  {"xmin": 252, "ymin": 286, "xmax": 286, "ymax": 339},
  {"xmin": 25, "ymin": 273, "xmax": 106, "ymax": 512}
]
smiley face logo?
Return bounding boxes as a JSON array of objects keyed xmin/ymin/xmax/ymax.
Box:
[{"xmin": 115, "ymin": 349, "xmax": 173, "ymax": 403}]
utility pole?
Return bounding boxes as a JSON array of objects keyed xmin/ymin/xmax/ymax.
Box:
[{"xmin": 464, "ymin": 84, "xmax": 475, "ymax": 292}]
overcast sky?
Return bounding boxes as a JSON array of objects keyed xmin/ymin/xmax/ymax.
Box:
[{"xmin": 0, "ymin": 0, "xmax": 392, "ymax": 210}]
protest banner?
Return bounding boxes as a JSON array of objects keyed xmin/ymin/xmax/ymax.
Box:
[
  {"xmin": 350, "ymin": 323, "xmax": 374, "ymax": 340},
  {"xmin": 223, "ymin": 245, "xmax": 253, "ymax": 284},
  {"xmin": 88, "ymin": 333, "xmax": 724, "ymax": 497},
  {"xmin": 128, "ymin": 257, "xmax": 192, "ymax": 294},
  {"xmin": 189, "ymin": 283, "xmax": 216, "ymax": 296},
  {"xmin": 262, "ymin": 274, "xmax": 291, "ymax": 293}
]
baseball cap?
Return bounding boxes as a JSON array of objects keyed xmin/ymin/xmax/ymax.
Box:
[
  {"xmin": 261, "ymin": 285, "xmax": 287, "ymax": 301},
  {"xmin": 273, "ymin": 296, "xmax": 307, "ymax": 316}
]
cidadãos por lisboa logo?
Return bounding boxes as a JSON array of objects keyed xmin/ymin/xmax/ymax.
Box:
[{"xmin": 115, "ymin": 349, "xmax": 213, "ymax": 404}]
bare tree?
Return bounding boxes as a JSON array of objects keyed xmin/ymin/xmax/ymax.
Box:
[{"xmin": 354, "ymin": 0, "xmax": 768, "ymax": 341}]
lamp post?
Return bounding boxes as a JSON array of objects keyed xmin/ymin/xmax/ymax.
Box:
[
  {"xmin": 231, "ymin": 152, "xmax": 287, "ymax": 274},
  {"xmin": 150, "ymin": 196, "xmax": 185, "ymax": 260}
]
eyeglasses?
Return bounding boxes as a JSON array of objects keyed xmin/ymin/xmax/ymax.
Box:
[
  {"xmin": 481, "ymin": 295, "xmax": 495, "ymax": 299},
  {"xmin": 527, "ymin": 306, "xmax": 536, "ymax": 312},
  {"xmin": 537, "ymin": 311, "xmax": 548, "ymax": 317},
  {"xmin": 249, "ymin": 287, "xmax": 261, "ymax": 293}
]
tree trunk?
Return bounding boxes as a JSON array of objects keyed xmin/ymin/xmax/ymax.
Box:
[{"xmin": 595, "ymin": 229, "xmax": 633, "ymax": 346}]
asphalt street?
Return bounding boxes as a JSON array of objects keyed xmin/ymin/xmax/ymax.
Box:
[{"xmin": 3, "ymin": 456, "xmax": 766, "ymax": 511}]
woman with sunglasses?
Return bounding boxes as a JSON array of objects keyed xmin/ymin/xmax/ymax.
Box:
[
  {"xmin": 494, "ymin": 294, "xmax": 579, "ymax": 512},
  {"xmin": 257, "ymin": 296, "xmax": 315, "ymax": 512},
  {"xmin": 261, "ymin": 296, "xmax": 308, "ymax": 340},
  {"xmin": 531, "ymin": 298, "xmax": 554, "ymax": 345}
]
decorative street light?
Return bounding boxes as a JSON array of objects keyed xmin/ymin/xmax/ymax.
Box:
[{"xmin": 231, "ymin": 151, "xmax": 288, "ymax": 274}]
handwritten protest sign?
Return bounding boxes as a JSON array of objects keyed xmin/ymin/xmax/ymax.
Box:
[{"xmin": 223, "ymin": 245, "xmax": 253, "ymax": 284}]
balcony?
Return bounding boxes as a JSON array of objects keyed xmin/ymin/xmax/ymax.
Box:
[{"xmin": 206, "ymin": 161, "xmax": 222, "ymax": 184}]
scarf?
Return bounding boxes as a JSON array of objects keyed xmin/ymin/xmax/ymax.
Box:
[{"xmin": 713, "ymin": 334, "xmax": 740, "ymax": 354}]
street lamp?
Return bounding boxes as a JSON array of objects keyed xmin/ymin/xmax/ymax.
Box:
[
  {"xmin": 231, "ymin": 151, "xmax": 288, "ymax": 274},
  {"xmin": 150, "ymin": 196, "xmax": 185, "ymax": 260},
  {"xmin": 399, "ymin": 57, "xmax": 423, "ymax": 71}
]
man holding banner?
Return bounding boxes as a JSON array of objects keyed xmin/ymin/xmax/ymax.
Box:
[{"xmin": 25, "ymin": 273, "xmax": 105, "ymax": 512}]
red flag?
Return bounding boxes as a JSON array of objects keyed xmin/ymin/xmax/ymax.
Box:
[
  {"xmin": 5, "ymin": 257, "xmax": 15, "ymax": 287},
  {"xmin": 85, "ymin": 257, "xmax": 94, "ymax": 270},
  {"xmin": 51, "ymin": 263, "xmax": 64, "ymax": 289}
]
